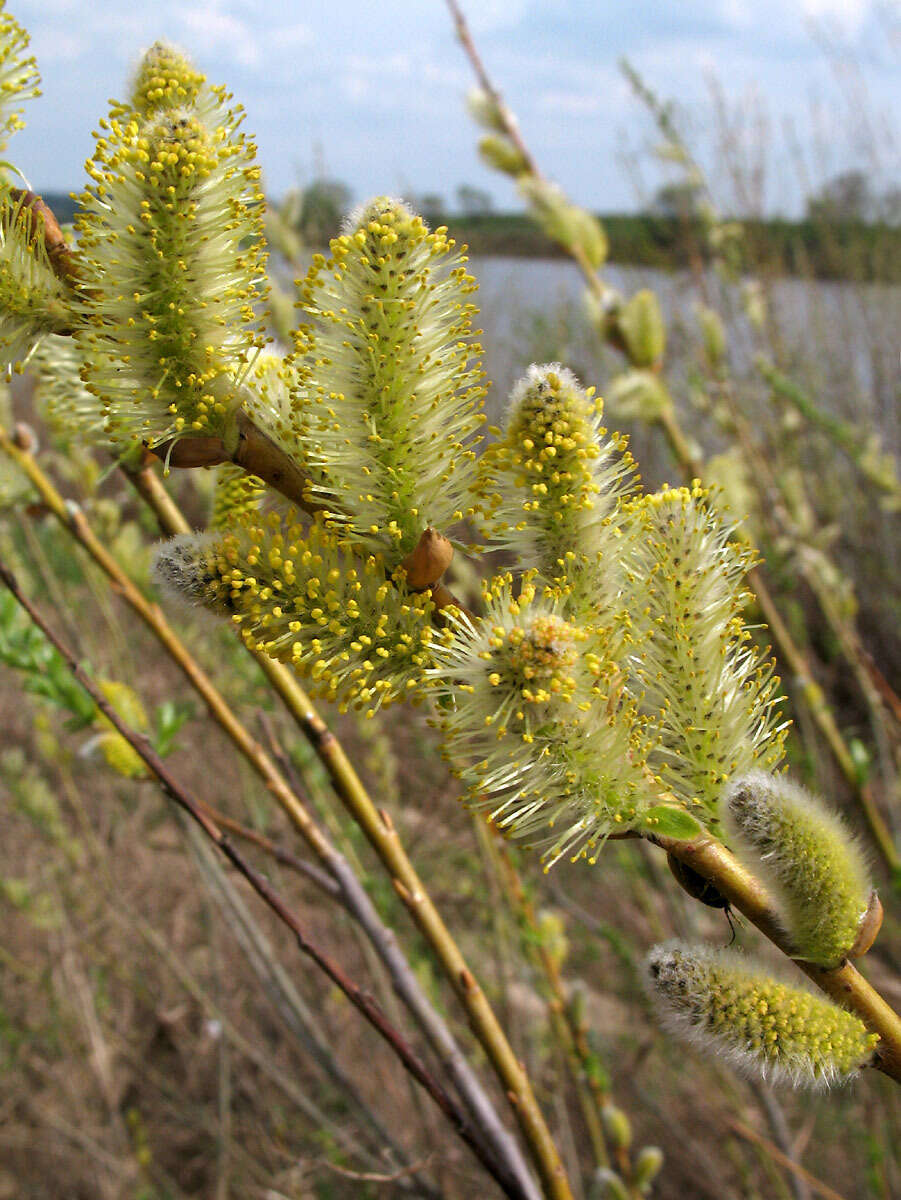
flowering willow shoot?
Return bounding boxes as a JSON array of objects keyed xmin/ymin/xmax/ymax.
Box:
[
  {"xmin": 156, "ymin": 515, "xmax": 440, "ymax": 714},
  {"xmin": 294, "ymin": 197, "xmax": 485, "ymax": 559},
  {"xmin": 0, "ymin": 12, "xmax": 898, "ymax": 1197},
  {"xmin": 75, "ymin": 65, "xmax": 268, "ymax": 452},
  {"xmin": 628, "ymin": 485, "xmax": 788, "ymax": 822},
  {"xmin": 429, "ymin": 576, "xmax": 655, "ymax": 864},
  {"xmin": 475, "ymin": 363, "xmax": 637, "ymax": 623}
]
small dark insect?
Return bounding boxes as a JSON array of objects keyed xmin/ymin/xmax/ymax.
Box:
[{"xmin": 666, "ymin": 851, "xmax": 739, "ymax": 944}]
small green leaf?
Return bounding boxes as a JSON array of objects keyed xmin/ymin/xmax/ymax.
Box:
[{"xmin": 639, "ymin": 805, "xmax": 704, "ymax": 840}]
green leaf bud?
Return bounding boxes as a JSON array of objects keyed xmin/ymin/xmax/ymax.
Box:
[
  {"xmin": 0, "ymin": 188, "xmax": 71, "ymax": 372},
  {"xmin": 601, "ymin": 1103, "xmax": 631, "ymax": 1151},
  {"xmin": 0, "ymin": 4, "xmax": 40, "ymax": 155},
  {"xmin": 848, "ymin": 738, "xmax": 870, "ymax": 785},
  {"xmin": 476, "ymin": 363, "xmax": 638, "ymax": 622},
  {"xmin": 567, "ymin": 206, "xmax": 608, "ymax": 269},
  {"xmin": 568, "ymin": 980, "xmax": 587, "ymax": 1029},
  {"xmin": 478, "ymin": 134, "xmax": 529, "ymax": 178},
  {"xmin": 466, "ymin": 87, "xmax": 507, "ymax": 132},
  {"xmin": 633, "ymin": 1146, "xmax": 664, "ymax": 1192},
  {"xmin": 742, "ymin": 280, "xmax": 767, "ymax": 329},
  {"xmin": 646, "ymin": 941, "xmax": 879, "ymax": 1087},
  {"xmin": 155, "ymin": 515, "xmax": 439, "ymax": 715},
  {"xmin": 723, "ymin": 771, "xmax": 875, "ymax": 966},
  {"xmin": 704, "ymin": 450, "xmax": 757, "ymax": 544},
  {"xmin": 296, "ymin": 196, "xmax": 485, "ymax": 559},
  {"xmin": 638, "ymin": 805, "xmax": 704, "ymax": 841},
  {"xmin": 607, "ymin": 369, "xmax": 671, "ymax": 424},
  {"xmin": 519, "ymin": 177, "xmax": 607, "ymax": 267},
  {"xmin": 588, "ymin": 1168, "xmax": 630, "ymax": 1200},
  {"xmin": 616, "ymin": 289, "xmax": 665, "ymax": 368},
  {"xmin": 76, "ymin": 75, "xmax": 268, "ymax": 452},
  {"xmin": 537, "ymin": 908, "xmax": 569, "ymax": 968},
  {"xmin": 696, "ymin": 304, "xmax": 726, "ymax": 369}
]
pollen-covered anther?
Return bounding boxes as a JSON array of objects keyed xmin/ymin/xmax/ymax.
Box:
[
  {"xmin": 497, "ymin": 614, "xmax": 581, "ymax": 703},
  {"xmin": 129, "ymin": 41, "xmax": 206, "ymax": 116},
  {"xmin": 155, "ymin": 516, "xmax": 437, "ymax": 714},
  {"xmin": 0, "ymin": 188, "xmax": 71, "ymax": 373},
  {"xmin": 429, "ymin": 580, "xmax": 657, "ymax": 862}
]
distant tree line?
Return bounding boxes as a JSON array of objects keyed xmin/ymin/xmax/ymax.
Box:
[{"xmin": 40, "ymin": 168, "xmax": 900, "ymax": 282}]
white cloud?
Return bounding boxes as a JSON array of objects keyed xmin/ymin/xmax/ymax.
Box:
[
  {"xmin": 33, "ymin": 30, "xmax": 87, "ymax": 62},
  {"xmin": 538, "ymin": 90, "xmax": 605, "ymax": 116},
  {"xmin": 801, "ymin": 0, "xmax": 874, "ymax": 34},
  {"xmin": 177, "ymin": 5, "xmax": 262, "ymax": 69},
  {"xmin": 270, "ymin": 23, "xmax": 313, "ymax": 50}
]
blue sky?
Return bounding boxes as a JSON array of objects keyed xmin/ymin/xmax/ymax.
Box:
[{"xmin": 8, "ymin": 0, "xmax": 899, "ymax": 216}]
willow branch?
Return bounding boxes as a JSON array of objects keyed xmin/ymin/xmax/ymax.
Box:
[
  {"xmin": 0, "ymin": 557, "xmax": 524, "ymax": 1200},
  {"xmin": 152, "ymin": 409, "xmax": 320, "ymax": 515}
]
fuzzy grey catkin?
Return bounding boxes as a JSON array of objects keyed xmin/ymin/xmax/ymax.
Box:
[
  {"xmin": 723, "ymin": 771, "xmax": 873, "ymax": 966},
  {"xmin": 646, "ymin": 941, "xmax": 879, "ymax": 1088}
]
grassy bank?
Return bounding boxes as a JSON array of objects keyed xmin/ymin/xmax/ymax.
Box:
[{"xmin": 434, "ymin": 211, "xmax": 901, "ymax": 282}]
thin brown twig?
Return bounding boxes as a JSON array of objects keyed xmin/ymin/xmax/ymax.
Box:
[
  {"xmin": 191, "ymin": 795, "xmax": 344, "ymax": 903},
  {"xmin": 0, "ymin": 556, "xmax": 526, "ymax": 1200},
  {"xmin": 445, "ymin": 0, "xmax": 539, "ymax": 178},
  {"xmin": 318, "ymin": 1156, "xmax": 436, "ymax": 1184},
  {"xmin": 726, "ymin": 1118, "xmax": 847, "ymax": 1200}
]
